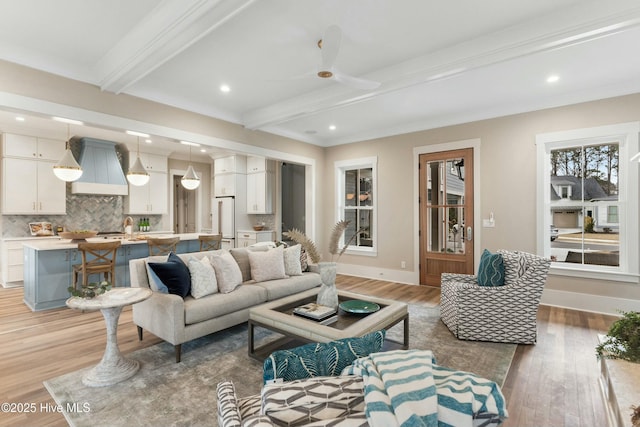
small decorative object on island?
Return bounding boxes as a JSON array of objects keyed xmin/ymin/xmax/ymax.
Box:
[
  {"xmin": 284, "ymin": 220, "xmax": 363, "ymax": 310},
  {"xmin": 595, "ymin": 310, "xmax": 640, "ymax": 363},
  {"xmin": 68, "ymin": 280, "xmax": 112, "ymax": 299}
]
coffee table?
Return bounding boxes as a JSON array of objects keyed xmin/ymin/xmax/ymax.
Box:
[{"xmin": 248, "ymin": 288, "xmax": 409, "ymax": 359}]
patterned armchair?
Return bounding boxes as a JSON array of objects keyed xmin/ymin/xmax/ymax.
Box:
[{"xmin": 440, "ymin": 250, "xmax": 551, "ymax": 344}]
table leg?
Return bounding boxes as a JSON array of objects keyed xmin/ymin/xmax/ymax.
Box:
[
  {"xmin": 248, "ymin": 320, "xmax": 255, "ymax": 358},
  {"xmin": 82, "ymin": 306, "xmax": 140, "ymax": 387},
  {"xmin": 403, "ymin": 313, "xmax": 410, "ymax": 349}
]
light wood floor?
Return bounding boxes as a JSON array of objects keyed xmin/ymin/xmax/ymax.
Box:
[{"xmin": 0, "ymin": 276, "xmax": 616, "ymax": 427}]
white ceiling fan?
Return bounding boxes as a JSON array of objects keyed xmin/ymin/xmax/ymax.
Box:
[{"xmin": 314, "ymin": 25, "xmax": 381, "ymax": 91}]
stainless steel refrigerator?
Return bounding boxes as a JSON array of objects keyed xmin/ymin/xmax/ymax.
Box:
[{"xmin": 212, "ymin": 196, "xmax": 235, "ymax": 249}]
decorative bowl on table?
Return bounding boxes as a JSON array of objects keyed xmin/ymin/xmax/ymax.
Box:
[
  {"xmin": 253, "ymin": 224, "xmax": 265, "ymax": 231},
  {"xmin": 59, "ymin": 230, "xmax": 99, "ymax": 241}
]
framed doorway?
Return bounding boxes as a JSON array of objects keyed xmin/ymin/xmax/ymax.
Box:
[
  {"xmin": 417, "ymin": 144, "xmax": 478, "ymax": 286},
  {"xmin": 173, "ymin": 174, "xmax": 197, "ymax": 233}
]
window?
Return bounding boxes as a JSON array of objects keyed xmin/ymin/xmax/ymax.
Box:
[
  {"xmin": 335, "ymin": 157, "xmax": 377, "ymax": 256},
  {"xmin": 536, "ymin": 122, "xmax": 639, "ymax": 281}
]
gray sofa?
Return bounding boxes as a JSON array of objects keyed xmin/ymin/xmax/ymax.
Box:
[{"xmin": 129, "ymin": 248, "xmax": 321, "ymax": 362}]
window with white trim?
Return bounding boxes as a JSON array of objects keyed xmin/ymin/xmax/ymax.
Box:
[
  {"xmin": 536, "ymin": 122, "xmax": 639, "ymax": 281},
  {"xmin": 335, "ymin": 157, "xmax": 377, "ymax": 256}
]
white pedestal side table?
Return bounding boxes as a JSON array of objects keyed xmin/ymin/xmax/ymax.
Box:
[{"xmin": 66, "ymin": 288, "xmax": 152, "ymax": 387}]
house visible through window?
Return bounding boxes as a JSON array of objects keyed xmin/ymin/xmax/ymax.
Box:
[
  {"xmin": 537, "ymin": 122, "xmax": 639, "ymax": 280},
  {"xmin": 335, "ymin": 157, "xmax": 377, "ymax": 255}
]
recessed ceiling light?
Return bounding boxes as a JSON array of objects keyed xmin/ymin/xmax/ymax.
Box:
[
  {"xmin": 145, "ymin": 139, "xmax": 152, "ymax": 144},
  {"xmin": 15, "ymin": 116, "xmax": 25, "ymax": 122},
  {"xmin": 220, "ymin": 84, "xmax": 231, "ymax": 93},
  {"xmin": 200, "ymin": 148, "xmax": 206, "ymax": 153},
  {"xmin": 126, "ymin": 130, "xmax": 150, "ymax": 137},
  {"xmin": 180, "ymin": 140, "xmax": 201, "ymax": 147},
  {"xmin": 546, "ymin": 75, "xmax": 560, "ymax": 83},
  {"xmin": 52, "ymin": 116, "xmax": 83, "ymax": 125},
  {"xmin": 329, "ymin": 125, "xmax": 336, "ymax": 131}
]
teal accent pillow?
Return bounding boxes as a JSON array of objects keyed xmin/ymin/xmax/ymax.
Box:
[
  {"xmin": 263, "ymin": 330, "xmax": 386, "ymax": 384},
  {"xmin": 477, "ymin": 249, "xmax": 505, "ymax": 287}
]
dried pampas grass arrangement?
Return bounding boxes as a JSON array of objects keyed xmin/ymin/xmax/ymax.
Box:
[
  {"xmin": 282, "ymin": 228, "xmax": 321, "ymax": 264},
  {"xmin": 284, "ymin": 220, "xmax": 363, "ymax": 263}
]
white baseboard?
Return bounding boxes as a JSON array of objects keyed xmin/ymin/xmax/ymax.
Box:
[
  {"xmin": 336, "ymin": 263, "xmax": 419, "ymax": 286},
  {"xmin": 541, "ymin": 288, "xmax": 638, "ymax": 316},
  {"xmin": 337, "ymin": 264, "xmax": 638, "ymax": 316}
]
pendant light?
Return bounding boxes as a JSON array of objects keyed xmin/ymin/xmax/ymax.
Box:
[
  {"xmin": 181, "ymin": 145, "xmax": 200, "ymax": 190},
  {"xmin": 53, "ymin": 124, "xmax": 83, "ymax": 182},
  {"xmin": 126, "ymin": 136, "xmax": 150, "ymax": 186}
]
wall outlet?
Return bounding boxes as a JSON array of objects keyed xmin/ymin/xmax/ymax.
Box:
[
  {"xmin": 401, "ymin": 261, "xmax": 406, "ymax": 269},
  {"xmin": 483, "ymin": 219, "xmax": 495, "ymax": 228}
]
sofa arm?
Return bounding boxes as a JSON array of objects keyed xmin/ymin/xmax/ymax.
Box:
[{"xmin": 132, "ymin": 291, "xmax": 185, "ymax": 345}]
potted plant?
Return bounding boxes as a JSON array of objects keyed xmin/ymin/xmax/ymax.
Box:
[
  {"xmin": 596, "ymin": 311, "xmax": 640, "ymax": 363},
  {"xmin": 283, "ymin": 220, "xmax": 362, "ymax": 308},
  {"xmin": 67, "ymin": 280, "xmax": 112, "ymax": 299}
]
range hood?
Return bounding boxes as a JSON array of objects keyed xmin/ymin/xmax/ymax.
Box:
[{"xmin": 71, "ymin": 137, "xmax": 128, "ymax": 195}]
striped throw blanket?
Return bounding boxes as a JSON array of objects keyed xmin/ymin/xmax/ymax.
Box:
[{"xmin": 342, "ymin": 349, "xmax": 508, "ymax": 427}]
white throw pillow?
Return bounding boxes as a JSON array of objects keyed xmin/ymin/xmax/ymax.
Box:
[
  {"xmin": 209, "ymin": 252, "xmax": 243, "ymax": 293},
  {"xmin": 248, "ymin": 245, "xmax": 287, "ymax": 282},
  {"xmin": 188, "ymin": 256, "xmax": 218, "ymax": 299},
  {"xmin": 283, "ymin": 244, "xmax": 303, "ymax": 276}
]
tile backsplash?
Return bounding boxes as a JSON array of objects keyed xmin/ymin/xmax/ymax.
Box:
[{"xmin": 2, "ymin": 191, "xmax": 161, "ymax": 237}]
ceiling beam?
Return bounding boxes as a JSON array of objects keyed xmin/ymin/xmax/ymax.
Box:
[
  {"xmin": 243, "ymin": 0, "xmax": 640, "ymax": 131},
  {"xmin": 96, "ymin": 0, "xmax": 255, "ymax": 94}
]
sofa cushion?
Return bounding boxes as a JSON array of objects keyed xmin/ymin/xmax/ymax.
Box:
[
  {"xmin": 249, "ymin": 246, "xmax": 287, "ymax": 282},
  {"xmin": 187, "ymin": 256, "xmax": 218, "ymax": 299},
  {"xmin": 477, "ymin": 249, "xmax": 505, "ymax": 287},
  {"xmin": 253, "ymin": 272, "xmax": 321, "ymax": 301},
  {"xmin": 148, "ymin": 252, "xmax": 191, "ymax": 297},
  {"xmin": 184, "ymin": 284, "xmax": 267, "ymax": 325},
  {"xmin": 230, "ymin": 246, "xmax": 269, "ymax": 282},
  {"xmin": 263, "ymin": 330, "xmax": 386, "ymax": 383},
  {"xmin": 210, "ymin": 252, "xmax": 243, "ymax": 294},
  {"xmin": 283, "ymin": 244, "xmax": 303, "ymax": 276}
]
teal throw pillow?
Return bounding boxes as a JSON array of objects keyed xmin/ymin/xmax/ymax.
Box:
[
  {"xmin": 263, "ymin": 329, "xmax": 386, "ymax": 384},
  {"xmin": 477, "ymin": 249, "xmax": 505, "ymax": 287}
]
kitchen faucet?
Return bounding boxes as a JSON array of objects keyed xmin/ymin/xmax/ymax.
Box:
[{"xmin": 123, "ymin": 216, "xmax": 134, "ymax": 239}]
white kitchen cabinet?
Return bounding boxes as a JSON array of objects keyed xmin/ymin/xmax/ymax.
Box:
[
  {"xmin": 3, "ymin": 133, "xmax": 66, "ymax": 161},
  {"xmin": 214, "ymin": 155, "xmax": 246, "ymax": 174},
  {"xmin": 214, "ymin": 173, "xmax": 236, "ymax": 196},
  {"xmin": 246, "ymin": 170, "xmax": 274, "ymax": 214},
  {"xmin": 1, "ymin": 239, "xmax": 30, "ymax": 286},
  {"xmin": 126, "ymin": 171, "xmax": 168, "ymax": 214},
  {"xmin": 129, "ymin": 152, "xmax": 167, "ymax": 173},
  {"xmin": 2, "ymin": 157, "xmax": 66, "ymax": 214},
  {"xmin": 236, "ymin": 230, "xmax": 275, "ymax": 247},
  {"xmin": 246, "ymin": 156, "xmax": 268, "ymax": 173}
]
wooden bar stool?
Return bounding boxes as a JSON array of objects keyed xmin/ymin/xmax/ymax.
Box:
[
  {"xmin": 147, "ymin": 236, "xmax": 180, "ymax": 256},
  {"xmin": 72, "ymin": 241, "xmax": 122, "ymax": 290},
  {"xmin": 198, "ymin": 234, "xmax": 223, "ymax": 251}
]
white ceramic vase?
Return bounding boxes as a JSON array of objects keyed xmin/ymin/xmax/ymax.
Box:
[{"xmin": 316, "ymin": 261, "xmax": 338, "ymax": 309}]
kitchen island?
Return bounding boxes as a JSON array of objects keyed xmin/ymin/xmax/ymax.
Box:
[{"xmin": 22, "ymin": 233, "xmax": 202, "ymax": 311}]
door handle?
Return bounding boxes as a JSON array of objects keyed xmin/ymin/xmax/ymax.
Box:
[{"xmin": 466, "ymin": 227, "xmax": 473, "ymax": 241}]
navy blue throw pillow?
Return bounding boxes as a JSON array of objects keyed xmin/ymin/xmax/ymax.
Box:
[{"xmin": 148, "ymin": 252, "xmax": 191, "ymax": 297}]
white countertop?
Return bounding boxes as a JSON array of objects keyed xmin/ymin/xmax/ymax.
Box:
[
  {"xmin": 22, "ymin": 233, "xmax": 203, "ymax": 251},
  {"xmin": 237, "ymin": 229, "xmax": 274, "ymax": 233}
]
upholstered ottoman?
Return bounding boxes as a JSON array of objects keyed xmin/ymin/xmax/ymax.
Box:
[{"xmin": 217, "ymin": 376, "xmax": 367, "ymax": 427}]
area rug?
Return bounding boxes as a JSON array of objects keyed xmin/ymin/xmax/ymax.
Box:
[{"xmin": 44, "ymin": 305, "xmax": 516, "ymax": 427}]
